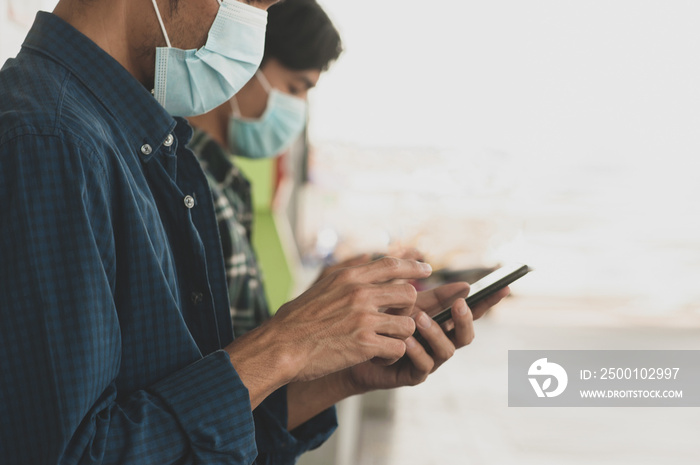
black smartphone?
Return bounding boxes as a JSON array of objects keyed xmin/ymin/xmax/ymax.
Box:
[{"xmin": 414, "ymin": 263, "xmax": 532, "ymax": 348}]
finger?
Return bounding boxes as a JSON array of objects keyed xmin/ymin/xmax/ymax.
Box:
[
  {"xmin": 414, "ymin": 311, "xmax": 456, "ymax": 368},
  {"xmin": 370, "ymin": 356, "xmax": 397, "ymax": 366},
  {"xmin": 374, "ymin": 313, "xmax": 416, "ymax": 339},
  {"xmin": 361, "ymin": 281, "xmax": 419, "ymax": 311},
  {"xmin": 403, "ymin": 336, "xmax": 435, "ymax": 375},
  {"xmin": 354, "ymin": 257, "xmax": 433, "ymax": 284},
  {"xmin": 470, "ymin": 287, "xmax": 510, "ymax": 320},
  {"xmin": 381, "ymin": 282, "xmax": 422, "ymax": 317},
  {"xmin": 440, "ymin": 319, "xmax": 455, "ymax": 334},
  {"xmin": 395, "ymin": 247, "xmax": 425, "ymax": 262},
  {"xmin": 383, "ymin": 306, "xmax": 411, "ymax": 317},
  {"xmin": 450, "ymin": 298, "xmax": 475, "ymax": 348},
  {"xmin": 339, "ymin": 253, "xmax": 372, "ymax": 268},
  {"xmin": 317, "ymin": 254, "xmax": 371, "ymax": 281},
  {"xmin": 371, "ymin": 334, "xmax": 408, "ymax": 362}
]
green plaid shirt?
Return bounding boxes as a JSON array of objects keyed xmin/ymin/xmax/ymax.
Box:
[{"xmin": 189, "ymin": 129, "xmax": 271, "ymax": 338}]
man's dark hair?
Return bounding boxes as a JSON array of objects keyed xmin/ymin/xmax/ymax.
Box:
[{"xmin": 263, "ymin": 0, "xmax": 343, "ymax": 71}]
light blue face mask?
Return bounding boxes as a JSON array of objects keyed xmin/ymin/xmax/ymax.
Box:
[
  {"xmin": 151, "ymin": 0, "xmax": 267, "ymax": 117},
  {"xmin": 228, "ymin": 71, "xmax": 308, "ymax": 159}
]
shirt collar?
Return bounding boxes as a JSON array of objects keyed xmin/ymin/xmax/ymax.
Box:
[{"xmin": 21, "ymin": 12, "xmax": 177, "ymax": 159}]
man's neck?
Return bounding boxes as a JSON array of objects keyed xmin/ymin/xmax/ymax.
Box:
[
  {"xmin": 53, "ymin": 0, "xmax": 153, "ymax": 87},
  {"xmin": 188, "ymin": 101, "xmax": 231, "ymax": 149}
]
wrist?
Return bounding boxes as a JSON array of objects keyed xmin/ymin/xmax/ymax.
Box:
[
  {"xmin": 287, "ymin": 369, "xmax": 365, "ymax": 430},
  {"xmin": 338, "ymin": 366, "xmax": 372, "ymax": 398},
  {"xmin": 225, "ymin": 321, "xmax": 306, "ymax": 409}
]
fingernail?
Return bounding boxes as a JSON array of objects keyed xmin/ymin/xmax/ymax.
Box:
[
  {"xmin": 419, "ymin": 262, "xmax": 432, "ymax": 274},
  {"xmin": 405, "ymin": 337, "xmax": 417, "ymax": 350},
  {"xmin": 417, "ymin": 312, "xmax": 431, "ymax": 329},
  {"xmin": 456, "ymin": 303, "xmax": 470, "ymax": 316}
]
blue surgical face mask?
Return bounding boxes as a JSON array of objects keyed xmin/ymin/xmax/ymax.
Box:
[
  {"xmin": 228, "ymin": 71, "xmax": 308, "ymax": 159},
  {"xmin": 151, "ymin": 0, "xmax": 267, "ymax": 117}
]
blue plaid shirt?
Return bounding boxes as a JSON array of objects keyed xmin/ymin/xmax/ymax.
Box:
[{"xmin": 0, "ymin": 12, "xmax": 335, "ymax": 465}]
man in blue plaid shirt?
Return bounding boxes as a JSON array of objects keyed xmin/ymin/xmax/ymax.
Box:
[{"xmin": 0, "ymin": 0, "xmax": 509, "ymax": 464}]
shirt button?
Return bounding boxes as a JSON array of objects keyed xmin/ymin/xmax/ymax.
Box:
[
  {"xmin": 191, "ymin": 292, "xmax": 204, "ymax": 305},
  {"xmin": 163, "ymin": 134, "xmax": 174, "ymax": 147},
  {"xmin": 184, "ymin": 195, "xmax": 195, "ymax": 209},
  {"xmin": 140, "ymin": 144, "xmax": 152, "ymax": 155}
]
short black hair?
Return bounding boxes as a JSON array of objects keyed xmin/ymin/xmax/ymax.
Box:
[{"xmin": 263, "ymin": 0, "xmax": 343, "ymax": 72}]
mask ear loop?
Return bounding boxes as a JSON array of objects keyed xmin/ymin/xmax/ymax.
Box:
[
  {"xmin": 151, "ymin": 0, "xmax": 172, "ymax": 48},
  {"xmin": 230, "ymin": 95, "xmax": 242, "ymax": 118},
  {"xmin": 231, "ymin": 70, "xmax": 271, "ymax": 118},
  {"xmin": 255, "ymin": 70, "xmax": 272, "ymax": 93}
]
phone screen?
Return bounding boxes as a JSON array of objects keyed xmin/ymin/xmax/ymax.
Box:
[
  {"xmin": 414, "ymin": 264, "xmax": 531, "ymax": 348},
  {"xmin": 432, "ymin": 263, "xmax": 531, "ymax": 325}
]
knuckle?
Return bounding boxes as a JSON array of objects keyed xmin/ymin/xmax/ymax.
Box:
[
  {"xmin": 347, "ymin": 284, "xmax": 369, "ymax": 303},
  {"xmin": 390, "ymin": 339, "xmax": 407, "ymax": 359},
  {"xmin": 458, "ymin": 332, "xmax": 475, "ymax": 348},
  {"xmin": 458, "ymin": 307, "xmax": 474, "ymax": 323},
  {"xmin": 402, "ymin": 283, "xmax": 418, "ymax": 301},
  {"xmin": 355, "ymin": 328, "xmax": 375, "ymax": 346},
  {"xmin": 392, "ymin": 315, "xmax": 416, "ymax": 337},
  {"xmin": 434, "ymin": 344, "xmax": 455, "ymax": 362},
  {"xmin": 402, "ymin": 316, "xmax": 417, "ymax": 335},
  {"xmin": 338, "ymin": 264, "xmax": 365, "ymax": 284},
  {"xmin": 381, "ymin": 256, "xmax": 402, "ymax": 271},
  {"xmin": 334, "ymin": 267, "xmax": 355, "ymax": 283},
  {"xmin": 351, "ymin": 310, "xmax": 372, "ymax": 328},
  {"xmin": 410, "ymin": 370, "xmax": 431, "ymax": 386}
]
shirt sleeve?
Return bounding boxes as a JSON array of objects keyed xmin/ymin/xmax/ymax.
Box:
[
  {"xmin": 0, "ymin": 133, "xmax": 257, "ymax": 465},
  {"xmin": 252, "ymin": 386, "xmax": 338, "ymax": 465}
]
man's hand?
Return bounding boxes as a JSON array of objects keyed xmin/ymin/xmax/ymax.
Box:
[
  {"xmin": 225, "ymin": 257, "xmax": 433, "ymax": 408},
  {"xmin": 286, "ymin": 280, "xmax": 509, "ymax": 429},
  {"xmin": 342, "ymin": 282, "xmax": 510, "ymax": 393}
]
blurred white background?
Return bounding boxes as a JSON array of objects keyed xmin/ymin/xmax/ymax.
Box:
[
  {"xmin": 299, "ymin": 2, "xmax": 700, "ymax": 463},
  {"xmin": 303, "ymin": 0, "xmax": 700, "ymax": 317}
]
